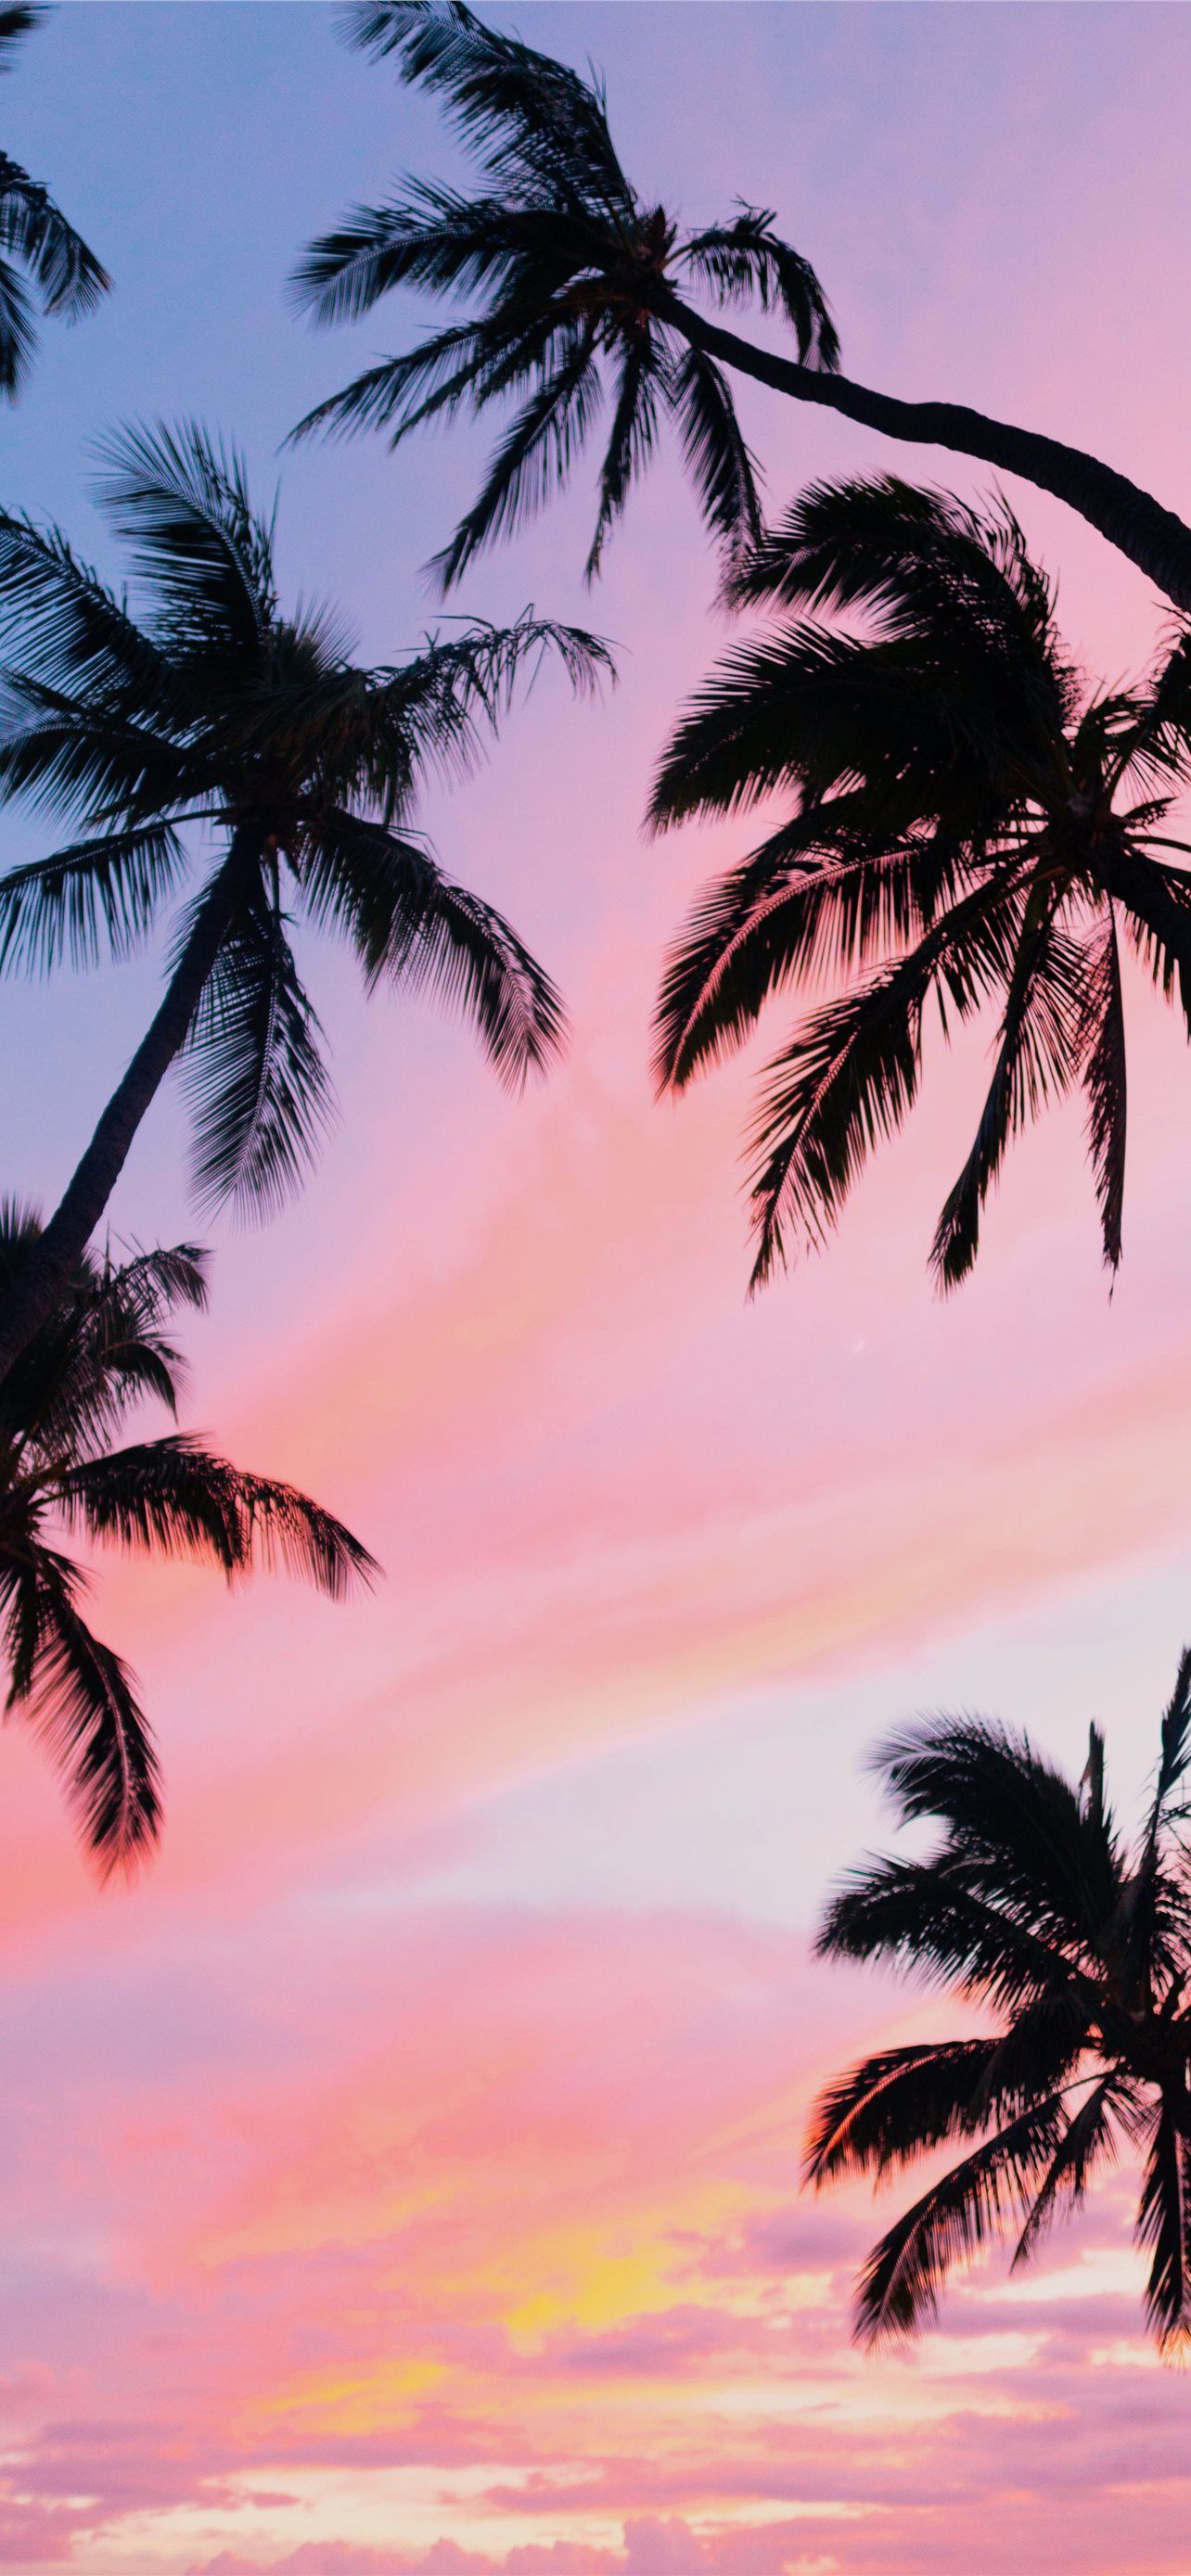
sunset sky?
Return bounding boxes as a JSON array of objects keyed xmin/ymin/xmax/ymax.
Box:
[{"xmin": 5, "ymin": 5, "xmax": 1191, "ymax": 2571}]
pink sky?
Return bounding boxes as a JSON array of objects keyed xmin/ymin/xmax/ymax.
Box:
[{"xmin": 4, "ymin": 6, "xmax": 1191, "ymax": 2572}]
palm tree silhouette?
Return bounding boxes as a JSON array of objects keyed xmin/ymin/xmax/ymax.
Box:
[
  {"xmin": 293, "ymin": 0, "xmax": 1191, "ymax": 609},
  {"xmin": 649, "ymin": 476, "xmax": 1191, "ymax": 1288},
  {"xmin": 0, "ymin": 1207, "xmax": 375, "ymax": 1876},
  {"xmin": 0, "ymin": 6, "xmax": 108, "ymax": 396},
  {"xmin": 0, "ymin": 419, "xmax": 611, "ymax": 1381},
  {"xmin": 807, "ymin": 1652, "xmax": 1191, "ymax": 2354}
]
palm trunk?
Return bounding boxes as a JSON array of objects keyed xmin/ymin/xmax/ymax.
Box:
[
  {"xmin": 655, "ymin": 287, "xmax": 1191, "ymax": 612},
  {"xmin": 0, "ymin": 848, "xmax": 244, "ymax": 1384}
]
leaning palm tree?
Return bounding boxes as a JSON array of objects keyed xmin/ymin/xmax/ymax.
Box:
[
  {"xmin": 0, "ymin": 1205, "xmax": 375, "ymax": 1876},
  {"xmin": 806, "ymin": 1652, "xmax": 1191, "ymax": 2354},
  {"xmin": 293, "ymin": 0, "xmax": 1191, "ymax": 610},
  {"xmin": 0, "ymin": 418, "xmax": 610, "ymax": 1382},
  {"xmin": 650, "ymin": 475, "xmax": 1191, "ymax": 1289},
  {"xmin": 0, "ymin": 6, "xmax": 109, "ymax": 396}
]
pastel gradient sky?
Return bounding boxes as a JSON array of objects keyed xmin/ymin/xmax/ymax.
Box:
[{"xmin": 4, "ymin": 5, "xmax": 1191, "ymax": 2571}]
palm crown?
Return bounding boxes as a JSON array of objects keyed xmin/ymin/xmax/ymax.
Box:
[
  {"xmin": 0, "ymin": 418, "xmax": 609, "ymax": 1377},
  {"xmin": 650, "ymin": 474, "xmax": 1191, "ymax": 1288},
  {"xmin": 0, "ymin": 1206, "xmax": 375, "ymax": 1877},
  {"xmin": 290, "ymin": 1, "xmax": 1191, "ymax": 617},
  {"xmin": 807, "ymin": 1653, "xmax": 1191, "ymax": 2354},
  {"xmin": 0, "ymin": 6, "xmax": 109, "ymax": 396},
  {"xmin": 291, "ymin": 0, "xmax": 839, "ymax": 586}
]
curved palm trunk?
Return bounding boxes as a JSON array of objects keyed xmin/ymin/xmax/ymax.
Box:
[
  {"xmin": 654, "ymin": 287, "xmax": 1191, "ymax": 612},
  {"xmin": 0, "ymin": 845, "xmax": 246, "ymax": 1386}
]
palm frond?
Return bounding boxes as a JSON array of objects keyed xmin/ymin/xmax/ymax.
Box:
[
  {"xmin": 1012, "ymin": 2075, "xmax": 1121, "ymax": 2269},
  {"xmin": 746, "ymin": 874, "xmax": 1024, "ymax": 1285},
  {"xmin": 585, "ymin": 333, "xmax": 668, "ymax": 582},
  {"xmin": 679, "ymin": 208, "xmax": 839, "ymax": 370},
  {"xmin": 0, "ymin": 1223, "xmax": 207, "ymax": 1453},
  {"xmin": 293, "ymin": 181, "xmax": 544, "ymax": 325},
  {"xmin": 874, "ymin": 1714, "xmax": 1123, "ymax": 1956},
  {"xmin": 1080, "ymin": 905, "xmax": 1128, "ymax": 1274},
  {"xmin": 0, "ymin": 248, "xmax": 32, "ymax": 393},
  {"xmin": 0, "ymin": 511, "xmax": 166, "ymax": 705},
  {"xmin": 815, "ymin": 1851, "xmax": 1097, "ymax": 2020},
  {"xmin": 92, "ymin": 419, "xmax": 276, "ymax": 653},
  {"xmin": 289, "ymin": 334, "xmax": 484, "ymax": 450},
  {"xmin": 425, "ymin": 324, "xmax": 602, "ymax": 590},
  {"xmin": 303, "ymin": 813, "xmax": 565, "ymax": 1089},
  {"xmin": 853, "ymin": 2091, "xmax": 1068, "ymax": 2343},
  {"xmin": 55, "ymin": 1434, "xmax": 243, "ymax": 1570},
  {"xmin": 804, "ymin": 2039, "xmax": 1002, "ymax": 2187},
  {"xmin": 0, "ymin": 147, "xmax": 108, "ymax": 396},
  {"xmin": 365, "ymin": 608, "xmax": 613, "ymax": 797},
  {"xmin": 730, "ymin": 476, "xmax": 1059, "ymax": 656},
  {"xmin": 94, "ymin": 1240, "xmax": 209, "ymax": 1323},
  {"xmin": 291, "ymin": 264, "xmax": 588, "ymax": 451},
  {"xmin": 1151, "ymin": 1648, "xmax": 1191, "ymax": 1843},
  {"xmin": 181, "ymin": 898, "xmax": 335, "ymax": 1220},
  {"xmin": 0, "ymin": 152, "xmax": 109, "ymax": 319},
  {"xmin": 1137, "ymin": 2095, "xmax": 1191, "ymax": 2351},
  {"xmin": 654, "ymin": 821, "xmax": 958, "ymax": 1094},
  {"xmin": 928, "ymin": 898, "xmax": 1088, "ymax": 1291},
  {"xmin": 0, "ymin": 821, "xmax": 186, "ymax": 973},
  {"xmin": 670, "ymin": 341, "xmax": 762, "ymax": 566},
  {"xmin": 4, "ymin": 1549, "xmax": 160, "ymax": 1875},
  {"xmin": 209, "ymin": 1460, "xmax": 378, "ymax": 1597},
  {"xmin": 647, "ymin": 618, "xmax": 1017, "ymax": 836},
  {"xmin": 0, "ymin": 674, "xmax": 193, "ymax": 828},
  {"xmin": 55, "ymin": 1434, "xmax": 378, "ymax": 1600},
  {"xmin": 343, "ymin": 0, "xmax": 634, "ymax": 218}
]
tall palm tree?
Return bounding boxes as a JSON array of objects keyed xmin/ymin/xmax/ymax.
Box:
[
  {"xmin": 0, "ymin": 6, "xmax": 109, "ymax": 396},
  {"xmin": 806, "ymin": 1652, "xmax": 1191, "ymax": 2354},
  {"xmin": 0, "ymin": 1206, "xmax": 375, "ymax": 1877},
  {"xmin": 292, "ymin": 0, "xmax": 1191, "ymax": 611},
  {"xmin": 0, "ymin": 418, "xmax": 611, "ymax": 1383},
  {"xmin": 649, "ymin": 475, "xmax": 1191, "ymax": 1289}
]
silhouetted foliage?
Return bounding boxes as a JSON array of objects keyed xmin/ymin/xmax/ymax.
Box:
[
  {"xmin": 0, "ymin": 419, "xmax": 611, "ymax": 1378},
  {"xmin": 294, "ymin": 0, "xmax": 1191, "ymax": 609},
  {"xmin": 0, "ymin": 1207, "xmax": 376, "ymax": 1875},
  {"xmin": 807, "ymin": 1652, "xmax": 1191, "ymax": 2353},
  {"xmin": 0, "ymin": 6, "xmax": 108, "ymax": 395},
  {"xmin": 651, "ymin": 476, "xmax": 1191, "ymax": 1286},
  {"xmin": 293, "ymin": 0, "xmax": 837, "ymax": 584}
]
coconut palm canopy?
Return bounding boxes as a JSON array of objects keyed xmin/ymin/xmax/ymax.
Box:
[
  {"xmin": 292, "ymin": 0, "xmax": 1191, "ymax": 610},
  {"xmin": 0, "ymin": 1207, "xmax": 376, "ymax": 1877},
  {"xmin": 806, "ymin": 1653, "xmax": 1191, "ymax": 2354},
  {"xmin": 649, "ymin": 474, "xmax": 1191, "ymax": 1289},
  {"xmin": 292, "ymin": 0, "xmax": 839, "ymax": 586},
  {"xmin": 0, "ymin": 4, "xmax": 109, "ymax": 396},
  {"xmin": 0, "ymin": 417, "xmax": 611, "ymax": 1380}
]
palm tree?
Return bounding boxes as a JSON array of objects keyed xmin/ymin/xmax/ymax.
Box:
[
  {"xmin": 0, "ymin": 418, "xmax": 611, "ymax": 1383},
  {"xmin": 649, "ymin": 475, "xmax": 1191, "ymax": 1289},
  {"xmin": 0, "ymin": 1206, "xmax": 375, "ymax": 1877},
  {"xmin": 292, "ymin": 0, "xmax": 1191, "ymax": 611},
  {"xmin": 806, "ymin": 1651, "xmax": 1191, "ymax": 2354},
  {"xmin": 0, "ymin": 6, "xmax": 109, "ymax": 396}
]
